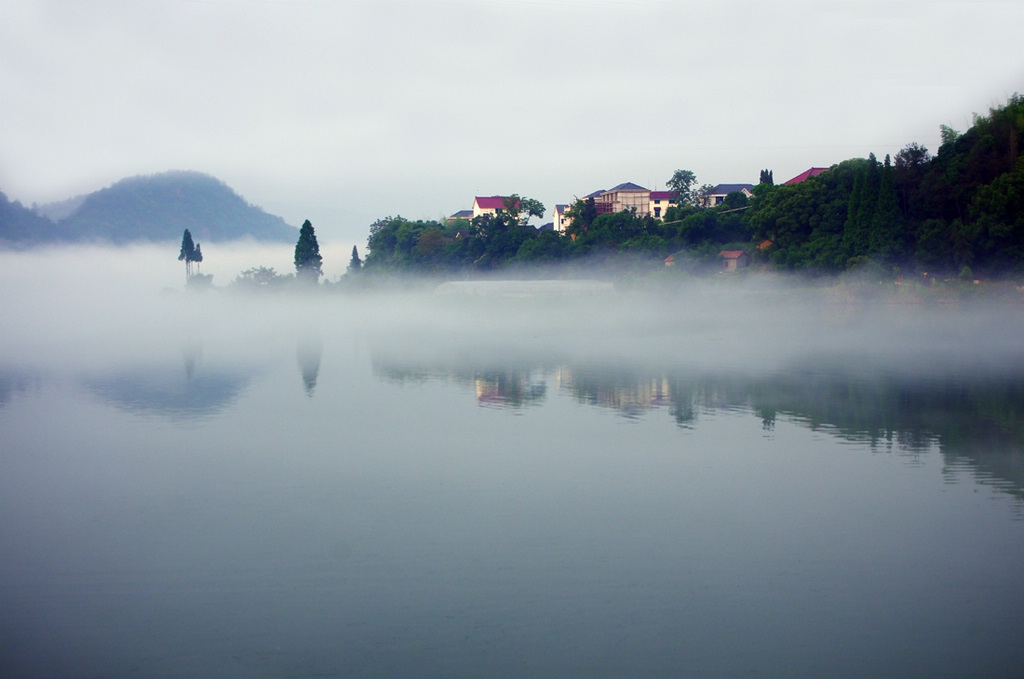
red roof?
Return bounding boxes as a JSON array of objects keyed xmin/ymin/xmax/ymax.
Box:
[
  {"xmin": 719, "ymin": 250, "xmax": 748, "ymax": 259},
  {"xmin": 783, "ymin": 167, "xmax": 828, "ymax": 185},
  {"xmin": 474, "ymin": 196, "xmax": 517, "ymax": 210},
  {"xmin": 650, "ymin": 190, "xmax": 678, "ymax": 201}
]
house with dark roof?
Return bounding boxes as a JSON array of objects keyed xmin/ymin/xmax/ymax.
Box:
[
  {"xmin": 705, "ymin": 183, "xmax": 755, "ymax": 207},
  {"xmin": 553, "ymin": 204, "xmax": 572, "ymax": 233},
  {"xmin": 783, "ymin": 167, "xmax": 829, "ymax": 185},
  {"xmin": 594, "ymin": 182, "xmax": 651, "ymax": 215},
  {"xmin": 446, "ymin": 209, "xmax": 474, "ymax": 225}
]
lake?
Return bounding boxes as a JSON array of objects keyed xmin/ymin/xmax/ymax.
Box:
[{"xmin": 2, "ymin": 263, "xmax": 1023, "ymax": 678}]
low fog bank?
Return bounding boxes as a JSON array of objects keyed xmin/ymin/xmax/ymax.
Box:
[{"xmin": 1, "ymin": 246, "xmax": 1023, "ymax": 383}]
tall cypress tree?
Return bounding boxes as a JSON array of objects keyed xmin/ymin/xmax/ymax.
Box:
[
  {"xmin": 870, "ymin": 154, "xmax": 905, "ymax": 260},
  {"xmin": 178, "ymin": 229, "xmax": 196, "ymax": 279},
  {"xmin": 842, "ymin": 156, "xmax": 881, "ymax": 261},
  {"xmin": 348, "ymin": 245, "xmax": 362, "ymax": 273},
  {"xmin": 294, "ymin": 220, "xmax": 323, "ymax": 282}
]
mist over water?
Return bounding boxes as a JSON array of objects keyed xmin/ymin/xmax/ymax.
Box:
[
  {"xmin": 3, "ymin": 243, "xmax": 1022, "ymax": 377},
  {"xmin": 2, "ymin": 245, "xmax": 1024, "ymax": 678}
]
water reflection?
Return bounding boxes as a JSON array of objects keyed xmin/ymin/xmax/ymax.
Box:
[
  {"xmin": 558, "ymin": 366, "xmax": 672, "ymax": 420},
  {"xmin": 372, "ymin": 356, "xmax": 1024, "ymax": 501},
  {"xmin": 0, "ymin": 368, "xmax": 38, "ymax": 407},
  {"xmin": 84, "ymin": 361, "xmax": 252, "ymax": 420},
  {"xmin": 296, "ymin": 337, "xmax": 323, "ymax": 397},
  {"xmin": 374, "ymin": 361, "xmax": 548, "ymax": 408}
]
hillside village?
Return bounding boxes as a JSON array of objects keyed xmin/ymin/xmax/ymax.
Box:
[
  {"xmin": 359, "ymin": 95, "xmax": 1024, "ymax": 279},
  {"xmin": 454, "ymin": 180, "xmax": 780, "ymax": 234},
  {"xmin": 357, "ymin": 166, "xmax": 850, "ymax": 274},
  {"xmin": 452, "ymin": 167, "xmax": 831, "ymax": 234}
]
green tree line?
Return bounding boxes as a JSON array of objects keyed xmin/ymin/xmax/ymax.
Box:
[{"xmin": 360, "ymin": 94, "xmax": 1024, "ymax": 278}]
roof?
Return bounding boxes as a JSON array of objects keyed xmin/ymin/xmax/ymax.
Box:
[
  {"xmin": 474, "ymin": 196, "xmax": 511, "ymax": 210},
  {"xmin": 710, "ymin": 183, "xmax": 754, "ymax": 195},
  {"xmin": 719, "ymin": 250, "xmax": 749, "ymax": 259},
  {"xmin": 650, "ymin": 191, "xmax": 678, "ymax": 201},
  {"xmin": 555, "ymin": 204, "xmax": 570, "ymax": 212},
  {"xmin": 606, "ymin": 182, "xmax": 649, "ymax": 192},
  {"xmin": 448, "ymin": 209, "xmax": 473, "ymax": 219},
  {"xmin": 783, "ymin": 167, "xmax": 829, "ymax": 185}
]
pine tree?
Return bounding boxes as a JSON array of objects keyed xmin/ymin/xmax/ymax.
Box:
[
  {"xmin": 294, "ymin": 220, "xmax": 323, "ymax": 282},
  {"xmin": 348, "ymin": 245, "xmax": 362, "ymax": 273},
  {"xmin": 842, "ymin": 156, "xmax": 881, "ymax": 261},
  {"xmin": 869, "ymin": 154, "xmax": 905, "ymax": 260},
  {"xmin": 178, "ymin": 229, "xmax": 196, "ymax": 279}
]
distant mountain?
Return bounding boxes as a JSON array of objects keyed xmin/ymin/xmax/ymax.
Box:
[
  {"xmin": 0, "ymin": 190, "xmax": 65, "ymax": 247},
  {"xmin": 1, "ymin": 171, "xmax": 297, "ymax": 246},
  {"xmin": 34, "ymin": 194, "xmax": 86, "ymax": 221},
  {"xmin": 60, "ymin": 171, "xmax": 298, "ymax": 243}
]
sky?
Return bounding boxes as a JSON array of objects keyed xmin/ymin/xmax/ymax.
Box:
[{"xmin": 2, "ymin": 0, "xmax": 1023, "ymax": 249}]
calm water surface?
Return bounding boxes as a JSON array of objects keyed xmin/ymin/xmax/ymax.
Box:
[{"xmin": 1, "ymin": 283, "xmax": 1023, "ymax": 678}]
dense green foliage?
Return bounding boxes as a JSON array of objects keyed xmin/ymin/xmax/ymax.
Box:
[
  {"xmin": 750, "ymin": 94, "xmax": 1024, "ymax": 275},
  {"xmin": 362, "ymin": 95, "xmax": 1024, "ymax": 278},
  {"xmin": 294, "ymin": 220, "xmax": 323, "ymax": 281}
]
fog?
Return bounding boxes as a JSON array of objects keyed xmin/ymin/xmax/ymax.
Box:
[
  {"xmin": 2, "ymin": 244, "xmax": 1022, "ymax": 381},
  {"xmin": 3, "ymin": 244, "xmax": 1024, "ymax": 679}
]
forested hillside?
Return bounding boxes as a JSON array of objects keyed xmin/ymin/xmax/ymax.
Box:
[
  {"xmin": 0, "ymin": 191, "xmax": 65, "ymax": 246},
  {"xmin": 0, "ymin": 171, "xmax": 296, "ymax": 246},
  {"xmin": 751, "ymin": 94, "xmax": 1024, "ymax": 275}
]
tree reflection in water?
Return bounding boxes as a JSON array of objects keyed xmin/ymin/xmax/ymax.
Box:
[{"xmin": 373, "ymin": 356, "xmax": 1024, "ymax": 502}]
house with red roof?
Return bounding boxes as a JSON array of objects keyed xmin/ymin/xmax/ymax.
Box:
[
  {"xmin": 783, "ymin": 167, "xmax": 829, "ymax": 185},
  {"xmin": 472, "ymin": 196, "xmax": 519, "ymax": 219},
  {"xmin": 649, "ymin": 190, "xmax": 679, "ymax": 218},
  {"xmin": 719, "ymin": 250, "xmax": 751, "ymax": 271}
]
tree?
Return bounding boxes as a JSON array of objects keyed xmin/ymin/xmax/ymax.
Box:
[
  {"xmin": 518, "ymin": 197, "xmax": 546, "ymax": 225},
  {"xmin": 348, "ymin": 245, "xmax": 362, "ymax": 273},
  {"xmin": 501, "ymin": 194, "xmax": 546, "ymax": 225},
  {"xmin": 235, "ymin": 266, "xmax": 286, "ymax": 288},
  {"xmin": 294, "ymin": 219, "xmax": 322, "ymax": 282},
  {"xmin": 565, "ymin": 197, "xmax": 598, "ymax": 237},
  {"xmin": 694, "ymin": 183, "xmax": 716, "ymax": 209},
  {"xmin": 894, "ymin": 142, "xmax": 931, "ymax": 172},
  {"xmin": 939, "ymin": 124, "xmax": 961, "ymax": 148},
  {"xmin": 178, "ymin": 228, "xmax": 197, "ymax": 280},
  {"xmin": 667, "ymin": 169, "xmax": 698, "ymax": 206},
  {"xmin": 193, "ymin": 243, "xmax": 203, "ymax": 273},
  {"xmin": 869, "ymin": 154, "xmax": 906, "ymax": 260},
  {"xmin": 759, "ymin": 169, "xmax": 774, "ymax": 185}
]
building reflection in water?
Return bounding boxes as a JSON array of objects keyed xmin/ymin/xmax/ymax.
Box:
[{"xmin": 557, "ymin": 367, "xmax": 671, "ymax": 419}]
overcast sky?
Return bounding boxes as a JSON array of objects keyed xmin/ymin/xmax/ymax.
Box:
[{"xmin": 2, "ymin": 0, "xmax": 1022, "ymax": 247}]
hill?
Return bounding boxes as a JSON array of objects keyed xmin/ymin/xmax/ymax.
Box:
[
  {"xmin": 1, "ymin": 171, "xmax": 297, "ymax": 246},
  {"xmin": 58, "ymin": 171, "xmax": 297, "ymax": 244},
  {"xmin": 0, "ymin": 190, "xmax": 66, "ymax": 247}
]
